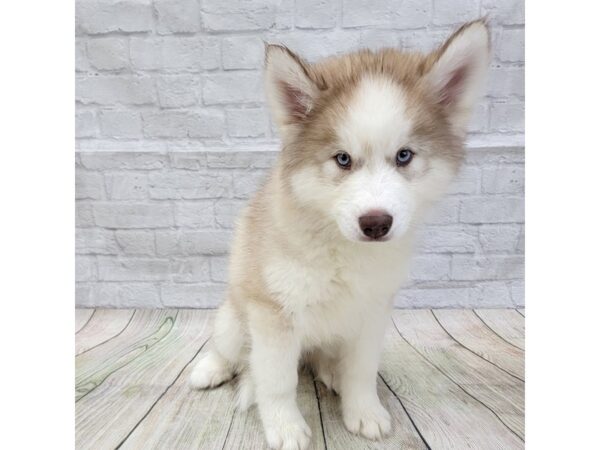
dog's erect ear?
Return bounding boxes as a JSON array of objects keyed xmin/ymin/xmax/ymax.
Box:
[
  {"xmin": 426, "ymin": 20, "xmax": 491, "ymax": 135},
  {"xmin": 264, "ymin": 44, "xmax": 320, "ymax": 131}
]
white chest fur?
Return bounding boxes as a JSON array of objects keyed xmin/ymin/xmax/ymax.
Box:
[{"xmin": 263, "ymin": 239, "xmax": 411, "ymax": 347}]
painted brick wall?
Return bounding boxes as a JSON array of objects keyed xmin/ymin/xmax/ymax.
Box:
[
  {"xmin": 75, "ymin": 146, "xmax": 524, "ymax": 308},
  {"xmin": 76, "ymin": 0, "xmax": 524, "ymax": 149},
  {"xmin": 75, "ymin": 0, "xmax": 525, "ymax": 308}
]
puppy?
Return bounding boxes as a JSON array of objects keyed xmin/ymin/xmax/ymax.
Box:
[{"xmin": 190, "ymin": 20, "xmax": 490, "ymax": 449}]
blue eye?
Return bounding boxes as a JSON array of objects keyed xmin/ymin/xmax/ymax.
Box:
[
  {"xmin": 396, "ymin": 148, "xmax": 414, "ymax": 166},
  {"xmin": 335, "ymin": 152, "xmax": 352, "ymax": 169}
]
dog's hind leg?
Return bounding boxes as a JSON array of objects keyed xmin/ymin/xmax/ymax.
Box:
[
  {"xmin": 307, "ymin": 348, "xmax": 339, "ymax": 393},
  {"xmin": 235, "ymin": 370, "xmax": 255, "ymax": 411},
  {"xmin": 190, "ymin": 299, "xmax": 245, "ymax": 389}
]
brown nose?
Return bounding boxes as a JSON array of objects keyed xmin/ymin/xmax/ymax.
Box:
[{"xmin": 359, "ymin": 213, "xmax": 393, "ymax": 239}]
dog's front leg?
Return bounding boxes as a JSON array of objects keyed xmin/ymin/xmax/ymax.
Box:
[
  {"xmin": 338, "ymin": 310, "xmax": 391, "ymax": 440},
  {"xmin": 248, "ymin": 306, "xmax": 311, "ymax": 450}
]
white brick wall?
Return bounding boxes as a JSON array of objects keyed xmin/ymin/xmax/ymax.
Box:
[
  {"xmin": 75, "ymin": 147, "xmax": 525, "ymax": 308},
  {"xmin": 75, "ymin": 0, "xmax": 525, "ymax": 308},
  {"xmin": 76, "ymin": 0, "xmax": 524, "ymax": 150}
]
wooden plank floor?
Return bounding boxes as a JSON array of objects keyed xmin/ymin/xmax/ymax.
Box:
[{"xmin": 75, "ymin": 309, "xmax": 525, "ymax": 449}]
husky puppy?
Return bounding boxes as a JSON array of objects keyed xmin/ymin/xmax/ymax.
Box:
[{"xmin": 190, "ymin": 20, "xmax": 490, "ymax": 449}]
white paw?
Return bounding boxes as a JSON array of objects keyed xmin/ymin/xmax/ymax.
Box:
[
  {"xmin": 189, "ymin": 351, "xmax": 233, "ymax": 389},
  {"xmin": 343, "ymin": 399, "xmax": 391, "ymax": 440},
  {"xmin": 263, "ymin": 412, "xmax": 312, "ymax": 450}
]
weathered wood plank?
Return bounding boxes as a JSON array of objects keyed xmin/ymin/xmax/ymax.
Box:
[
  {"xmin": 76, "ymin": 309, "xmax": 135, "ymax": 355},
  {"xmin": 76, "ymin": 309, "xmax": 176, "ymax": 399},
  {"xmin": 379, "ymin": 319, "xmax": 524, "ymax": 449},
  {"xmin": 75, "ymin": 309, "xmax": 526, "ymax": 449},
  {"xmin": 316, "ymin": 375, "xmax": 427, "ymax": 449},
  {"xmin": 433, "ymin": 310, "xmax": 524, "ymax": 380},
  {"xmin": 75, "ymin": 310, "xmax": 212, "ymax": 450},
  {"xmin": 474, "ymin": 309, "xmax": 525, "ymax": 350},
  {"xmin": 393, "ymin": 310, "xmax": 524, "ymax": 440},
  {"xmin": 75, "ymin": 309, "xmax": 94, "ymax": 333},
  {"xmin": 220, "ymin": 393, "xmax": 264, "ymax": 450},
  {"xmin": 124, "ymin": 359, "xmax": 327, "ymax": 449},
  {"xmin": 222, "ymin": 370, "xmax": 326, "ymax": 450},
  {"xmin": 120, "ymin": 343, "xmax": 237, "ymax": 449}
]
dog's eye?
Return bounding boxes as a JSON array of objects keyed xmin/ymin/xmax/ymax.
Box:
[
  {"xmin": 396, "ymin": 147, "xmax": 414, "ymax": 167},
  {"xmin": 335, "ymin": 152, "xmax": 352, "ymax": 169}
]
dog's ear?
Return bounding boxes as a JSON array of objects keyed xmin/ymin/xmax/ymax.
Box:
[
  {"xmin": 264, "ymin": 44, "xmax": 321, "ymax": 132},
  {"xmin": 425, "ymin": 20, "xmax": 491, "ymax": 135}
]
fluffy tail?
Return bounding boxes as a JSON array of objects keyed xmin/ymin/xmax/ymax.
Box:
[{"xmin": 189, "ymin": 349, "xmax": 235, "ymax": 389}]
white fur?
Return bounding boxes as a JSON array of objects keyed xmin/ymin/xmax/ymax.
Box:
[
  {"xmin": 337, "ymin": 76, "xmax": 413, "ymax": 157},
  {"xmin": 289, "ymin": 77, "xmax": 433, "ymax": 243},
  {"xmin": 257, "ymin": 235, "xmax": 405, "ymax": 446},
  {"xmin": 333, "ymin": 77, "xmax": 416, "ymax": 241},
  {"xmin": 189, "ymin": 350, "xmax": 233, "ymax": 389},
  {"xmin": 198, "ymin": 223, "xmax": 411, "ymax": 448}
]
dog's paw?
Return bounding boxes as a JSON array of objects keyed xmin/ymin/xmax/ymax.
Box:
[
  {"xmin": 342, "ymin": 399, "xmax": 391, "ymax": 440},
  {"xmin": 189, "ymin": 351, "xmax": 233, "ymax": 389},
  {"xmin": 263, "ymin": 413, "xmax": 312, "ymax": 450}
]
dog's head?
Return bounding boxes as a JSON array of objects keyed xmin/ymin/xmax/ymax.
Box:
[{"xmin": 265, "ymin": 20, "xmax": 490, "ymax": 242}]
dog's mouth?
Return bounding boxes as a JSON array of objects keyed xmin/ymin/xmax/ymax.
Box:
[{"xmin": 358, "ymin": 235, "xmax": 391, "ymax": 243}]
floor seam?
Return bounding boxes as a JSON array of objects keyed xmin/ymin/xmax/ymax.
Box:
[
  {"xmin": 391, "ymin": 316, "xmax": 524, "ymax": 443},
  {"xmin": 76, "ymin": 309, "xmax": 96, "ymax": 334},
  {"xmin": 431, "ymin": 310, "xmax": 525, "ymax": 383},
  {"xmin": 472, "ymin": 309, "xmax": 524, "ymax": 351},
  {"xmin": 76, "ymin": 311, "xmax": 179, "ymax": 403},
  {"xmin": 115, "ymin": 337, "xmax": 210, "ymax": 449},
  {"xmin": 312, "ymin": 378, "xmax": 328, "ymax": 450},
  {"xmin": 378, "ymin": 373, "xmax": 432, "ymax": 450},
  {"xmin": 76, "ymin": 310, "xmax": 137, "ymax": 357}
]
